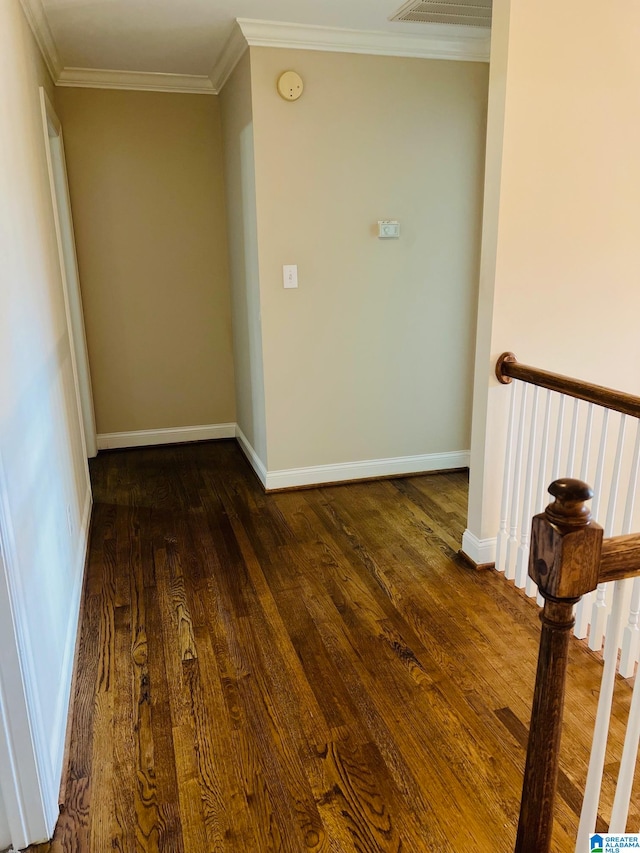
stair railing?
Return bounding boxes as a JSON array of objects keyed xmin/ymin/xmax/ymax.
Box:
[
  {"xmin": 494, "ymin": 356, "xmax": 640, "ymax": 851},
  {"xmin": 495, "ymin": 353, "xmax": 640, "ymax": 666}
]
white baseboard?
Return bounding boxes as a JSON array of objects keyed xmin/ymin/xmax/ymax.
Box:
[
  {"xmin": 49, "ymin": 486, "xmax": 92, "ymax": 785},
  {"xmin": 98, "ymin": 424, "xmax": 468, "ymax": 492},
  {"xmin": 97, "ymin": 422, "xmax": 236, "ymax": 450},
  {"xmin": 235, "ymin": 425, "xmax": 267, "ymax": 487},
  {"xmin": 264, "ymin": 450, "xmax": 469, "ymax": 491},
  {"xmin": 461, "ymin": 529, "xmax": 496, "ymax": 567}
]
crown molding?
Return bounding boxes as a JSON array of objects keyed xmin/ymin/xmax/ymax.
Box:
[
  {"xmin": 18, "ymin": 0, "xmax": 62, "ymax": 81},
  {"xmin": 209, "ymin": 22, "xmax": 248, "ymax": 93},
  {"xmin": 19, "ymin": 5, "xmax": 489, "ymax": 98},
  {"xmin": 56, "ymin": 67, "xmax": 216, "ymax": 94},
  {"xmin": 236, "ymin": 18, "xmax": 490, "ymax": 63}
]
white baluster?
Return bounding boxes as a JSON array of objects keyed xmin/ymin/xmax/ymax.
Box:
[
  {"xmin": 534, "ymin": 392, "xmax": 553, "ymax": 512},
  {"xmin": 527, "ymin": 390, "xmax": 552, "ymax": 598},
  {"xmin": 496, "ymin": 380, "xmax": 518, "ymax": 574},
  {"xmin": 618, "ymin": 420, "xmax": 640, "ymax": 678},
  {"xmin": 584, "ymin": 409, "xmax": 610, "ymax": 650},
  {"xmin": 575, "ymin": 596, "xmax": 594, "ymax": 643},
  {"xmin": 516, "ymin": 387, "xmax": 539, "ymax": 589},
  {"xmin": 621, "ymin": 417, "xmax": 640, "ymax": 535},
  {"xmin": 590, "ymin": 408, "xmax": 610, "ymax": 524},
  {"xmin": 580, "ymin": 403, "xmax": 595, "ymax": 481},
  {"xmin": 505, "ymin": 383, "xmax": 528, "ymax": 581},
  {"xmin": 609, "ymin": 670, "xmax": 640, "ymax": 831},
  {"xmin": 576, "ymin": 579, "xmax": 628, "ymax": 851},
  {"xmin": 619, "ymin": 578, "xmax": 640, "ymax": 679},
  {"xmin": 575, "ymin": 404, "xmax": 596, "ymax": 637},
  {"xmin": 551, "ymin": 394, "xmax": 566, "ymax": 482},
  {"xmin": 605, "ymin": 414, "xmax": 627, "ymax": 536},
  {"xmin": 566, "ymin": 397, "xmax": 580, "ymax": 476},
  {"xmin": 590, "ymin": 414, "xmax": 626, "ymax": 652},
  {"xmin": 577, "ymin": 414, "xmax": 631, "ymax": 848},
  {"xmin": 587, "ymin": 580, "xmax": 611, "ymax": 656}
]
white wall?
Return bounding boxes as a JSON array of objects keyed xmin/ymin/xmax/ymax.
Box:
[
  {"xmin": 0, "ymin": 0, "xmax": 91, "ymax": 844},
  {"xmin": 465, "ymin": 0, "xmax": 640, "ymax": 557}
]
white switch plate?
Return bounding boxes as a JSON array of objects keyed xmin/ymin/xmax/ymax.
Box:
[
  {"xmin": 378, "ymin": 220, "xmax": 400, "ymax": 239},
  {"xmin": 283, "ymin": 264, "xmax": 298, "ymax": 288}
]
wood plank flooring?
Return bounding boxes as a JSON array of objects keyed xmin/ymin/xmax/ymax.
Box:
[{"xmin": 29, "ymin": 440, "xmax": 638, "ymax": 852}]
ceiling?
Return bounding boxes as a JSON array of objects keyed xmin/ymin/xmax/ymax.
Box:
[{"xmin": 34, "ymin": 0, "xmax": 490, "ymax": 81}]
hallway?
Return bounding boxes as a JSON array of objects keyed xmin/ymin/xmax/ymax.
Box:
[{"xmin": 31, "ymin": 442, "xmax": 636, "ymax": 852}]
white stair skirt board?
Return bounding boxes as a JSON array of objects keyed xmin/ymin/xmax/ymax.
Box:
[
  {"xmin": 96, "ymin": 423, "xmax": 236, "ymax": 450},
  {"xmin": 461, "ymin": 529, "xmax": 497, "ymax": 569},
  {"xmin": 264, "ymin": 450, "xmax": 470, "ymax": 491}
]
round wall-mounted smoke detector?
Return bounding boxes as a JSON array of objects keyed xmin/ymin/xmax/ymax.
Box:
[{"xmin": 277, "ymin": 71, "xmax": 304, "ymax": 101}]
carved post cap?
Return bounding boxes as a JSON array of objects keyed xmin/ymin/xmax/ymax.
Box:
[
  {"xmin": 545, "ymin": 479, "xmax": 593, "ymax": 530},
  {"xmin": 530, "ymin": 478, "xmax": 602, "ymax": 600}
]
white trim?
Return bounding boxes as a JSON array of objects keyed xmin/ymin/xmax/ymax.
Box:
[
  {"xmin": 236, "ymin": 18, "xmax": 490, "ymax": 63},
  {"xmin": 0, "ymin": 461, "xmax": 52, "ymax": 849},
  {"xmin": 18, "ymin": 0, "xmax": 61, "ymax": 81},
  {"xmin": 97, "ymin": 426, "xmax": 465, "ymax": 492},
  {"xmin": 49, "ymin": 488, "xmax": 91, "ymax": 782},
  {"xmin": 40, "ymin": 88, "xmax": 98, "ymax": 462},
  {"xmin": 0, "ymin": 460, "xmax": 91, "ymax": 850},
  {"xmin": 56, "ymin": 67, "xmax": 216, "ymax": 95},
  {"xmin": 210, "ymin": 22, "xmax": 249, "ymax": 93},
  {"xmin": 97, "ymin": 423, "xmax": 236, "ymax": 450},
  {"xmin": 461, "ymin": 529, "xmax": 496, "ymax": 567},
  {"xmin": 235, "ymin": 425, "xmax": 268, "ymax": 488},
  {"xmin": 20, "ymin": 4, "xmax": 488, "ymax": 99},
  {"xmin": 0, "ymin": 789, "xmax": 9, "ymax": 851},
  {"xmin": 264, "ymin": 450, "xmax": 470, "ymax": 491}
]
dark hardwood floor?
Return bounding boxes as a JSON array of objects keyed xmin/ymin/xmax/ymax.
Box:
[{"xmin": 30, "ymin": 440, "xmax": 638, "ymax": 852}]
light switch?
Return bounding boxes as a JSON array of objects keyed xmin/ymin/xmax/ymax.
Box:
[{"xmin": 283, "ymin": 264, "xmax": 298, "ymax": 288}]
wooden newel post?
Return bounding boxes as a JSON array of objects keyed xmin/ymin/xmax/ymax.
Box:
[{"xmin": 515, "ymin": 479, "xmax": 603, "ymax": 853}]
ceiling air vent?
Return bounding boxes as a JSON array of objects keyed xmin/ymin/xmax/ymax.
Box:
[{"xmin": 390, "ymin": 0, "xmax": 492, "ymax": 28}]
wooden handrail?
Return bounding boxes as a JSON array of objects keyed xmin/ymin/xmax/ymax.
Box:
[
  {"xmin": 516, "ymin": 479, "xmax": 640, "ymax": 852},
  {"xmin": 496, "ymin": 352, "xmax": 640, "ymax": 419},
  {"xmin": 599, "ymin": 533, "xmax": 640, "ymax": 583}
]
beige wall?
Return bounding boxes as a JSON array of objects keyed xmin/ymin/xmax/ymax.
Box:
[
  {"xmin": 0, "ymin": 0, "xmax": 90, "ymax": 841},
  {"xmin": 56, "ymin": 88, "xmax": 236, "ymax": 434},
  {"xmin": 219, "ymin": 52, "xmax": 267, "ymax": 464},
  {"xmin": 249, "ymin": 48, "xmax": 489, "ymax": 471},
  {"xmin": 467, "ymin": 0, "xmax": 640, "ymax": 543}
]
